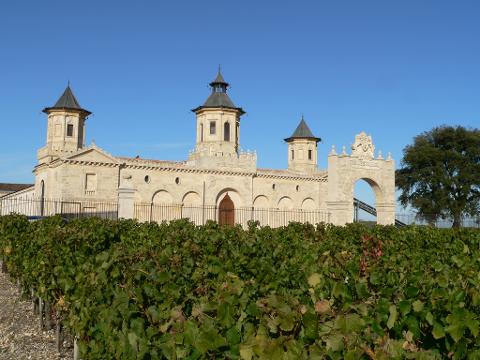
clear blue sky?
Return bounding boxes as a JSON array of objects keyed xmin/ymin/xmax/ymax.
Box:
[{"xmin": 1, "ymin": 0, "xmax": 479, "ymax": 210}]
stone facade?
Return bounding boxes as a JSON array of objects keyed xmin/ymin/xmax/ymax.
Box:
[{"xmin": 28, "ymin": 70, "xmax": 395, "ymax": 226}]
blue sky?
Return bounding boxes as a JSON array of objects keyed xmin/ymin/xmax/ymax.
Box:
[{"xmin": 0, "ymin": 0, "xmax": 479, "ymax": 211}]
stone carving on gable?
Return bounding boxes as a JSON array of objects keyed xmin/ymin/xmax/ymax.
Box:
[{"xmin": 351, "ymin": 131, "xmax": 375, "ymax": 159}]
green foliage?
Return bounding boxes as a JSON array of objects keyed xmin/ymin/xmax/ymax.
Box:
[
  {"xmin": 1, "ymin": 215, "xmax": 480, "ymax": 358},
  {"xmin": 396, "ymin": 125, "xmax": 480, "ymax": 227}
]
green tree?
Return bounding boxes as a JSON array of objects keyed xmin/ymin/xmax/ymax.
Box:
[{"xmin": 396, "ymin": 126, "xmax": 480, "ymax": 227}]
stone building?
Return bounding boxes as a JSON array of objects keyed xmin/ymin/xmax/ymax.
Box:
[
  {"xmin": 5, "ymin": 70, "xmax": 396, "ymax": 225},
  {"xmin": 0, "ymin": 183, "xmax": 33, "ymax": 198}
]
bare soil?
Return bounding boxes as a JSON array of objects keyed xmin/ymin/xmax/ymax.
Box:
[{"xmin": 0, "ymin": 266, "xmax": 73, "ymax": 360}]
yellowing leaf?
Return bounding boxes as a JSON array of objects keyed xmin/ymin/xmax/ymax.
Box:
[
  {"xmin": 240, "ymin": 345, "xmax": 253, "ymax": 360},
  {"xmin": 425, "ymin": 312, "xmax": 434, "ymax": 326},
  {"xmin": 387, "ymin": 305, "xmax": 397, "ymax": 329},
  {"xmin": 308, "ymin": 273, "xmax": 321, "ymax": 287},
  {"xmin": 432, "ymin": 322, "xmax": 445, "ymax": 339},
  {"xmin": 412, "ymin": 300, "xmax": 424, "ymax": 312}
]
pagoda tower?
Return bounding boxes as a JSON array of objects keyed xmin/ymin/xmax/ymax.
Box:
[
  {"xmin": 38, "ymin": 85, "xmax": 91, "ymax": 164},
  {"xmin": 284, "ymin": 116, "xmax": 321, "ymax": 173}
]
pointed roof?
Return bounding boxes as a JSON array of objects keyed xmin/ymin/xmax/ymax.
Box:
[
  {"xmin": 202, "ymin": 92, "xmax": 236, "ymax": 108},
  {"xmin": 209, "ymin": 68, "xmax": 229, "ymax": 86},
  {"xmin": 55, "ymin": 86, "xmax": 81, "ymax": 109},
  {"xmin": 43, "ymin": 85, "xmax": 91, "ymax": 115},
  {"xmin": 192, "ymin": 68, "xmax": 245, "ymax": 114},
  {"xmin": 284, "ymin": 117, "xmax": 321, "ymax": 143}
]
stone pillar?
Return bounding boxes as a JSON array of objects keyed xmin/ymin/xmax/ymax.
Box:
[
  {"xmin": 117, "ymin": 174, "xmax": 136, "ymax": 220},
  {"xmin": 376, "ymin": 203, "xmax": 396, "ymax": 225},
  {"xmin": 326, "ymin": 201, "xmax": 353, "ymax": 226}
]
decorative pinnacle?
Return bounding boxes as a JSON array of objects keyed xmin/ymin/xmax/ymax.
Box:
[{"xmin": 330, "ymin": 145, "xmax": 337, "ymax": 155}]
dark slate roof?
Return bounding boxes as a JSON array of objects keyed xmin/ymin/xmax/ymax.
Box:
[
  {"xmin": 210, "ymin": 70, "xmax": 228, "ymax": 85},
  {"xmin": 192, "ymin": 69, "xmax": 245, "ymax": 114},
  {"xmin": 0, "ymin": 183, "xmax": 34, "ymax": 192},
  {"xmin": 55, "ymin": 86, "xmax": 82, "ymax": 109},
  {"xmin": 203, "ymin": 92, "xmax": 236, "ymax": 108},
  {"xmin": 284, "ymin": 118, "xmax": 321, "ymax": 142},
  {"xmin": 43, "ymin": 85, "xmax": 91, "ymax": 115}
]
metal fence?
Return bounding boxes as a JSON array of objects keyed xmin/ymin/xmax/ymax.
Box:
[
  {"xmin": 134, "ymin": 203, "xmax": 331, "ymax": 228},
  {"xmin": 0, "ymin": 197, "xmax": 118, "ymax": 220},
  {"xmin": 395, "ymin": 213, "xmax": 480, "ymax": 228}
]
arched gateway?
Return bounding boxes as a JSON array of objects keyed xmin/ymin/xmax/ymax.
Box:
[{"xmin": 326, "ymin": 132, "xmax": 395, "ymax": 225}]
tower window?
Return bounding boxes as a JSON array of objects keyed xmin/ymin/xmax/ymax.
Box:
[
  {"xmin": 200, "ymin": 123, "xmax": 204, "ymax": 142},
  {"xmin": 308, "ymin": 150, "xmax": 312, "ymax": 160},
  {"xmin": 224, "ymin": 122, "xmax": 230, "ymax": 141},
  {"xmin": 291, "ymin": 150, "xmax": 294, "ymax": 160},
  {"xmin": 210, "ymin": 121, "xmax": 216, "ymax": 135},
  {"xmin": 67, "ymin": 124, "xmax": 74, "ymax": 137}
]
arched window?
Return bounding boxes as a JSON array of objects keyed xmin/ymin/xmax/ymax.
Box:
[
  {"xmin": 224, "ymin": 122, "xmax": 230, "ymax": 141},
  {"xmin": 308, "ymin": 149, "xmax": 312, "ymax": 160},
  {"xmin": 200, "ymin": 123, "xmax": 204, "ymax": 142},
  {"xmin": 291, "ymin": 150, "xmax": 294, "ymax": 160}
]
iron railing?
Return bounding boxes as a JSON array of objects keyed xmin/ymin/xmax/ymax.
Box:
[
  {"xmin": 134, "ymin": 203, "xmax": 331, "ymax": 228},
  {"xmin": 0, "ymin": 197, "xmax": 118, "ymax": 220}
]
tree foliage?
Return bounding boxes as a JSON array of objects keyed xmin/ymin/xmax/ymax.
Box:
[{"xmin": 396, "ymin": 126, "xmax": 480, "ymax": 227}]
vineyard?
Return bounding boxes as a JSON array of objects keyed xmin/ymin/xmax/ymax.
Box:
[{"xmin": 0, "ymin": 215, "xmax": 479, "ymax": 359}]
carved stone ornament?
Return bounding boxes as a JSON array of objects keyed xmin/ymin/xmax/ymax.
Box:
[
  {"xmin": 120, "ymin": 174, "xmax": 133, "ymax": 188},
  {"xmin": 351, "ymin": 131, "xmax": 375, "ymax": 159}
]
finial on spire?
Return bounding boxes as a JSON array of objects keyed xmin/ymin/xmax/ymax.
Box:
[{"xmin": 330, "ymin": 145, "xmax": 337, "ymax": 155}]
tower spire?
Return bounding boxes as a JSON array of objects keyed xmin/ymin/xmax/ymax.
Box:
[
  {"xmin": 284, "ymin": 116, "xmax": 321, "ymax": 143},
  {"xmin": 43, "ymin": 84, "xmax": 91, "ymax": 115},
  {"xmin": 192, "ymin": 68, "xmax": 244, "ymax": 114},
  {"xmin": 210, "ymin": 67, "xmax": 228, "ymax": 89}
]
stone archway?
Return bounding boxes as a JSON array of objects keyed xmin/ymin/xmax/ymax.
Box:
[
  {"xmin": 219, "ymin": 193, "xmax": 235, "ymax": 226},
  {"xmin": 326, "ymin": 132, "xmax": 396, "ymax": 225},
  {"xmin": 352, "ymin": 177, "xmax": 383, "ymax": 223}
]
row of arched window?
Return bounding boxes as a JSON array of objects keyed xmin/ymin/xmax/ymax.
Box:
[
  {"xmin": 200, "ymin": 121, "xmax": 231, "ymax": 142},
  {"xmin": 291, "ymin": 149, "xmax": 314, "ymax": 160}
]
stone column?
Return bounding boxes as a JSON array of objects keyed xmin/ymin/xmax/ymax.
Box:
[
  {"xmin": 117, "ymin": 174, "xmax": 136, "ymax": 220},
  {"xmin": 326, "ymin": 201, "xmax": 353, "ymax": 226},
  {"xmin": 376, "ymin": 203, "xmax": 396, "ymax": 225}
]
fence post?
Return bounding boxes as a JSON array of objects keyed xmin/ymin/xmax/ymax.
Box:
[{"xmin": 117, "ymin": 174, "xmax": 136, "ymax": 220}]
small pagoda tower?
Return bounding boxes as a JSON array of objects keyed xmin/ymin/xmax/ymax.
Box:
[
  {"xmin": 191, "ymin": 68, "xmax": 245, "ymax": 158},
  {"xmin": 284, "ymin": 116, "xmax": 321, "ymax": 173},
  {"xmin": 38, "ymin": 85, "xmax": 91, "ymax": 164}
]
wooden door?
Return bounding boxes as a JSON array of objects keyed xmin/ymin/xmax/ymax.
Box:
[{"xmin": 218, "ymin": 193, "xmax": 235, "ymax": 226}]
